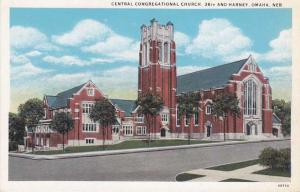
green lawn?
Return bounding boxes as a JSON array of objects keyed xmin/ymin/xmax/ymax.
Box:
[
  {"xmin": 206, "ymin": 159, "xmax": 260, "ymax": 171},
  {"xmin": 176, "ymin": 173, "xmax": 205, "ymax": 181},
  {"xmin": 220, "ymin": 178, "xmax": 256, "ymax": 182},
  {"xmin": 253, "ymin": 168, "xmax": 291, "ymax": 177},
  {"xmin": 34, "ymin": 139, "xmax": 216, "ymax": 155}
]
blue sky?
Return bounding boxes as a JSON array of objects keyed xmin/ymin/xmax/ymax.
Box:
[{"xmin": 10, "ymin": 8, "xmax": 292, "ymax": 112}]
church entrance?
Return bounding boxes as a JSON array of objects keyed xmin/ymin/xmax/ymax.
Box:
[
  {"xmin": 246, "ymin": 122, "xmax": 257, "ymax": 135},
  {"xmin": 160, "ymin": 128, "xmax": 166, "ymax": 137}
]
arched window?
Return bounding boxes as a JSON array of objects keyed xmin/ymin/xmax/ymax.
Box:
[
  {"xmin": 164, "ymin": 42, "xmax": 168, "ymax": 63},
  {"xmin": 243, "ymin": 79, "xmax": 257, "ymax": 115},
  {"xmin": 158, "ymin": 42, "xmax": 162, "ymax": 62}
]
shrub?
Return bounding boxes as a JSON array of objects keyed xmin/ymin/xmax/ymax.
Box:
[
  {"xmin": 259, "ymin": 147, "xmax": 279, "ymax": 169},
  {"xmin": 276, "ymin": 148, "xmax": 291, "ymax": 170},
  {"xmin": 9, "ymin": 141, "xmax": 18, "ymax": 151},
  {"xmin": 259, "ymin": 147, "xmax": 291, "ymax": 170}
]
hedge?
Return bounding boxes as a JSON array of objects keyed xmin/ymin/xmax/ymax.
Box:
[{"xmin": 259, "ymin": 147, "xmax": 290, "ymax": 170}]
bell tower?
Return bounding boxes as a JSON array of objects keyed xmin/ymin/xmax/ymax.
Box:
[{"xmin": 138, "ymin": 18, "xmax": 177, "ymax": 136}]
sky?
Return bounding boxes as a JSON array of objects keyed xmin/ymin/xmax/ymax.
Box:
[{"xmin": 10, "ymin": 8, "xmax": 292, "ymax": 112}]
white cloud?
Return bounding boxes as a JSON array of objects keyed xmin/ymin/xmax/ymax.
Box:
[
  {"xmin": 43, "ymin": 55, "xmax": 117, "ymax": 66},
  {"xmin": 24, "ymin": 50, "xmax": 42, "ymax": 57},
  {"xmin": 177, "ymin": 65, "xmax": 208, "ymax": 75},
  {"xmin": 90, "ymin": 58, "xmax": 115, "ymax": 64},
  {"xmin": 52, "ymin": 19, "xmax": 113, "ymax": 46},
  {"xmin": 10, "ymin": 26, "xmax": 47, "ymax": 49},
  {"xmin": 52, "ymin": 19, "xmax": 139, "ymax": 62},
  {"xmin": 11, "ymin": 62, "xmax": 50, "ymax": 80},
  {"xmin": 264, "ymin": 66, "xmax": 291, "ymax": 75},
  {"xmin": 43, "ymin": 55, "xmax": 90, "ymax": 66},
  {"xmin": 82, "ymin": 34, "xmax": 139, "ymax": 62},
  {"xmin": 10, "ymin": 54, "xmax": 30, "ymax": 65},
  {"xmin": 174, "ymin": 31, "xmax": 190, "ymax": 48},
  {"xmin": 49, "ymin": 72, "xmax": 91, "ymax": 83},
  {"xmin": 10, "ymin": 26, "xmax": 60, "ymax": 51},
  {"xmin": 186, "ymin": 18, "xmax": 252, "ymax": 61},
  {"xmin": 259, "ymin": 29, "xmax": 291, "ymax": 63}
]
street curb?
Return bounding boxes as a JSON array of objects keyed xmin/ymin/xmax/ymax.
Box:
[{"xmin": 9, "ymin": 138, "xmax": 290, "ymax": 160}]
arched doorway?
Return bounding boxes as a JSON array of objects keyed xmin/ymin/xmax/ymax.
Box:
[
  {"xmin": 272, "ymin": 128, "xmax": 278, "ymax": 137},
  {"xmin": 160, "ymin": 128, "xmax": 166, "ymax": 137},
  {"xmin": 246, "ymin": 122, "xmax": 257, "ymax": 135}
]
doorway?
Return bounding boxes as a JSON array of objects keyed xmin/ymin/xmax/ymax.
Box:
[{"xmin": 160, "ymin": 128, "xmax": 166, "ymax": 137}]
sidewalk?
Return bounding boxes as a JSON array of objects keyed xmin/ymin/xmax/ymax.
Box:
[
  {"xmin": 9, "ymin": 138, "xmax": 290, "ymax": 160},
  {"xmin": 184, "ymin": 164, "xmax": 290, "ymax": 182}
]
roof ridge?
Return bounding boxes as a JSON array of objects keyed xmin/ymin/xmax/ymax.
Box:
[{"xmin": 178, "ymin": 58, "xmax": 248, "ymax": 77}]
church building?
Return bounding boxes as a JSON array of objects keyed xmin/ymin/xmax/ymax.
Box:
[{"xmin": 25, "ymin": 19, "xmax": 282, "ymax": 150}]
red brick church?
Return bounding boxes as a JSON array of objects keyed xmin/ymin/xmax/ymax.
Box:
[{"xmin": 25, "ymin": 19, "xmax": 282, "ymax": 149}]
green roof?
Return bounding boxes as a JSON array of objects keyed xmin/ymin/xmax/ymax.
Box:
[
  {"xmin": 177, "ymin": 58, "xmax": 248, "ymax": 93},
  {"xmin": 45, "ymin": 83, "xmax": 86, "ymax": 109},
  {"xmin": 110, "ymin": 99, "xmax": 136, "ymax": 117}
]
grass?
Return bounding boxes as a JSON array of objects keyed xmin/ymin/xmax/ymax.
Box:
[
  {"xmin": 253, "ymin": 168, "xmax": 291, "ymax": 177},
  {"xmin": 34, "ymin": 139, "xmax": 216, "ymax": 155},
  {"xmin": 220, "ymin": 178, "xmax": 256, "ymax": 182},
  {"xmin": 176, "ymin": 173, "xmax": 205, "ymax": 181},
  {"xmin": 206, "ymin": 159, "xmax": 260, "ymax": 171}
]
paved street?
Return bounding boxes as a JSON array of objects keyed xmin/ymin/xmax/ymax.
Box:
[{"xmin": 9, "ymin": 140, "xmax": 290, "ymax": 181}]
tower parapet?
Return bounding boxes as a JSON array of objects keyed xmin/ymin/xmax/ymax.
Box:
[{"xmin": 140, "ymin": 18, "xmax": 175, "ymax": 67}]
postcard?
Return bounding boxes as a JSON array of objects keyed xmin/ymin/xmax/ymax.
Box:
[{"xmin": 1, "ymin": 0, "xmax": 299, "ymax": 191}]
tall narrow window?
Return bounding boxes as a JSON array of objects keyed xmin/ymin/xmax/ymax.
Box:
[
  {"xmin": 164, "ymin": 42, "xmax": 168, "ymax": 63},
  {"xmin": 144, "ymin": 43, "xmax": 147, "ymax": 66},
  {"xmin": 194, "ymin": 110, "xmax": 199, "ymax": 126},
  {"xmin": 185, "ymin": 115, "xmax": 189, "ymax": 126},
  {"xmin": 158, "ymin": 42, "xmax": 162, "ymax": 62},
  {"xmin": 161, "ymin": 113, "xmax": 169, "ymax": 123},
  {"xmin": 176, "ymin": 106, "xmax": 180, "ymax": 126},
  {"xmin": 243, "ymin": 79, "xmax": 257, "ymax": 115},
  {"xmin": 206, "ymin": 105, "xmax": 212, "ymax": 115}
]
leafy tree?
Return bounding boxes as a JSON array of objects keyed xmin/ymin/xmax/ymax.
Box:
[
  {"xmin": 89, "ymin": 98, "xmax": 116, "ymax": 150},
  {"xmin": 211, "ymin": 93, "xmax": 240, "ymax": 141},
  {"xmin": 177, "ymin": 92, "xmax": 200, "ymax": 144},
  {"xmin": 272, "ymin": 99, "xmax": 291, "ymax": 136},
  {"xmin": 51, "ymin": 112, "xmax": 74, "ymax": 152},
  {"xmin": 9, "ymin": 113, "xmax": 25, "ymax": 151},
  {"xmin": 18, "ymin": 98, "xmax": 44, "ymax": 152},
  {"xmin": 135, "ymin": 92, "xmax": 163, "ymax": 146}
]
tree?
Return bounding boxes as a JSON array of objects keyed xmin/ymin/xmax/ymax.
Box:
[
  {"xmin": 18, "ymin": 98, "xmax": 44, "ymax": 152},
  {"xmin": 272, "ymin": 99, "xmax": 291, "ymax": 136},
  {"xmin": 89, "ymin": 98, "xmax": 116, "ymax": 150},
  {"xmin": 51, "ymin": 112, "xmax": 74, "ymax": 152},
  {"xmin": 177, "ymin": 92, "xmax": 200, "ymax": 144},
  {"xmin": 211, "ymin": 93, "xmax": 240, "ymax": 141},
  {"xmin": 135, "ymin": 92, "xmax": 163, "ymax": 147},
  {"xmin": 9, "ymin": 113, "xmax": 25, "ymax": 151}
]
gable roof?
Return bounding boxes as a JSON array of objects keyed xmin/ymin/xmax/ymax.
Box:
[
  {"xmin": 45, "ymin": 83, "xmax": 86, "ymax": 109},
  {"xmin": 110, "ymin": 99, "xmax": 136, "ymax": 117},
  {"xmin": 272, "ymin": 113, "xmax": 282, "ymax": 124},
  {"xmin": 176, "ymin": 58, "xmax": 248, "ymax": 93}
]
